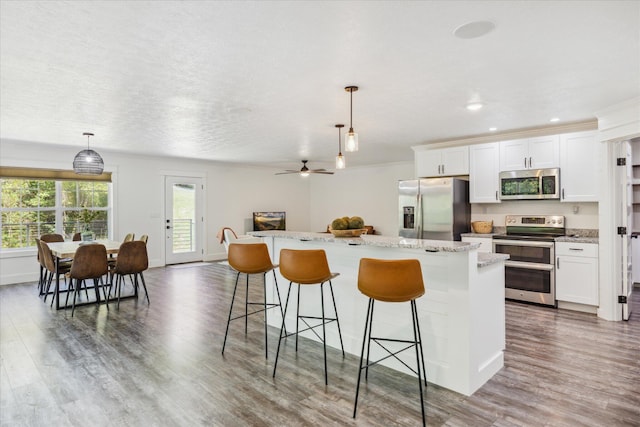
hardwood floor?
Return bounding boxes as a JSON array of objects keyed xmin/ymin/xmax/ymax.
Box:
[{"xmin": 1, "ymin": 263, "xmax": 639, "ymax": 426}]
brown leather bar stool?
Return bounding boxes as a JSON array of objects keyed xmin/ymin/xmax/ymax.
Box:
[
  {"xmin": 353, "ymin": 258, "xmax": 427, "ymax": 426},
  {"xmin": 272, "ymin": 248, "xmax": 345, "ymax": 385},
  {"xmin": 222, "ymin": 243, "xmax": 285, "ymax": 359}
]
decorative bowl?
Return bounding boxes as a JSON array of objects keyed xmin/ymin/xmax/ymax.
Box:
[
  {"xmin": 329, "ymin": 228, "xmax": 367, "ymax": 237},
  {"xmin": 471, "ymin": 221, "xmax": 493, "ymax": 234}
]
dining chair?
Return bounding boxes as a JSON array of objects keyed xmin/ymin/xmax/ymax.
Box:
[
  {"xmin": 66, "ymin": 243, "xmax": 110, "ymax": 316},
  {"xmin": 110, "ymin": 240, "xmax": 150, "ymax": 309},
  {"xmin": 139, "ymin": 234, "xmax": 148, "ymax": 244},
  {"xmin": 123, "ymin": 233, "xmax": 135, "ymax": 242},
  {"xmin": 72, "ymin": 232, "xmax": 82, "ymax": 241},
  {"xmin": 38, "ymin": 240, "xmax": 72, "ymax": 305}
]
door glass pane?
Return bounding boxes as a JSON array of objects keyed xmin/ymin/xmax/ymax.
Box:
[{"xmin": 172, "ymin": 183, "xmax": 196, "ymax": 253}]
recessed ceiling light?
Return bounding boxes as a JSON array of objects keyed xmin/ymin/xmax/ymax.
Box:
[
  {"xmin": 489, "ymin": 127, "xmax": 497, "ymax": 131},
  {"xmin": 453, "ymin": 21, "xmax": 496, "ymax": 39},
  {"xmin": 550, "ymin": 117, "xmax": 560, "ymax": 122},
  {"xmin": 466, "ymin": 102, "xmax": 484, "ymax": 111}
]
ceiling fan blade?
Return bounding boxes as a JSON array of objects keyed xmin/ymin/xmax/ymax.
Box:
[
  {"xmin": 275, "ymin": 170, "xmax": 300, "ymax": 175},
  {"xmin": 310, "ymin": 168, "xmax": 328, "ymax": 172},
  {"xmin": 310, "ymin": 171, "xmax": 334, "ymax": 175}
]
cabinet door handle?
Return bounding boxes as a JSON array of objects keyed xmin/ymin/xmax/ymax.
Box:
[
  {"xmin": 495, "ymin": 190, "xmax": 498, "ymax": 200},
  {"xmin": 556, "ymin": 257, "xmax": 559, "ymax": 268},
  {"xmin": 442, "ymin": 164, "xmax": 445, "ymax": 175},
  {"xmin": 529, "ymin": 157, "xmax": 532, "ymax": 168},
  {"xmin": 568, "ymin": 248, "xmax": 584, "ymax": 251},
  {"xmin": 562, "ymin": 188, "xmax": 565, "ymax": 199},
  {"xmin": 524, "ymin": 157, "xmax": 527, "ymax": 168}
]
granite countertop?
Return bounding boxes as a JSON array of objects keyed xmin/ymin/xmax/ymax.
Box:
[
  {"xmin": 554, "ymin": 236, "xmax": 599, "ymax": 244},
  {"xmin": 460, "ymin": 232, "xmax": 499, "ymax": 238},
  {"xmin": 249, "ymin": 230, "xmax": 481, "ymax": 253},
  {"xmin": 478, "ymin": 252, "xmax": 509, "ymax": 268}
]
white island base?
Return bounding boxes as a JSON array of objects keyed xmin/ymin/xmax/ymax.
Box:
[{"xmin": 250, "ymin": 231, "xmax": 507, "ymax": 396}]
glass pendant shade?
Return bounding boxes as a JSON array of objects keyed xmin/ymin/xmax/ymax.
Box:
[
  {"xmin": 336, "ymin": 153, "xmax": 346, "ymax": 169},
  {"xmin": 345, "ymin": 129, "xmax": 358, "ymax": 152},
  {"xmin": 73, "ymin": 132, "xmax": 104, "ymax": 175}
]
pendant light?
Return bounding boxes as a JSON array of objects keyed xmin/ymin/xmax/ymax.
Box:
[
  {"xmin": 344, "ymin": 85, "xmax": 359, "ymax": 152},
  {"xmin": 335, "ymin": 124, "xmax": 345, "ymax": 169},
  {"xmin": 73, "ymin": 132, "xmax": 104, "ymax": 175}
]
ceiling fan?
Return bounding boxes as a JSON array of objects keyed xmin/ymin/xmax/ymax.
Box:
[{"xmin": 275, "ymin": 160, "xmax": 334, "ymax": 176}]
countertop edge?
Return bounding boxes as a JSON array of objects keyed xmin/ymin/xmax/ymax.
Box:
[{"xmin": 249, "ymin": 231, "xmax": 479, "ymax": 252}]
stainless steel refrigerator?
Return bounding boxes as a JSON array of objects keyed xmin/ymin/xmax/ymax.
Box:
[{"xmin": 398, "ymin": 177, "xmax": 470, "ymax": 240}]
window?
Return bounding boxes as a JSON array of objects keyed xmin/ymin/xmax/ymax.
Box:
[{"xmin": 1, "ymin": 178, "xmax": 111, "ymax": 249}]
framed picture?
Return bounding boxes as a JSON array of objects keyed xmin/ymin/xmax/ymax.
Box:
[{"xmin": 253, "ymin": 211, "xmax": 286, "ymax": 231}]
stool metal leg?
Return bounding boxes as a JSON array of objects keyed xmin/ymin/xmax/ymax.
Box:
[
  {"xmin": 365, "ymin": 300, "xmax": 375, "ymax": 380},
  {"xmin": 328, "ymin": 281, "xmax": 345, "ymax": 357},
  {"xmin": 262, "ymin": 272, "xmax": 268, "ymax": 359},
  {"xmin": 244, "ymin": 274, "xmax": 249, "ymax": 335},
  {"xmin": 354, "ymin": 298, "xmax": 374, "ymax": 418},
  {"xmin": 273, "ymin": 281, "xmax": 293, "ymax": 378},
  {"xmin": 221, "ymin": 271, "xmax": 242, "ymax": 355},
  {"xmin": 295, "ymin": 283, "xmax": 301, "ymax": 352},
  {"xmin": 320, "ymin": 282, "xmax": 328, "ymax": 385},
  {"xmin": 411, "ymin": 300, "xmax": 426, "ymax": 426}
]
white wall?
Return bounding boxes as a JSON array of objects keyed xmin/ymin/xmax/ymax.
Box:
[
  {"xmin": 308, "ymin": 162, "xmax": 414, "ymax": 236},
  {"xmin": 0, "ymin": 139, "xmax": 310, "ymax": 285}
]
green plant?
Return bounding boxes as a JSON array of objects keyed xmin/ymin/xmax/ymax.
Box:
[{"xmin": 79, "ymin": 208, "xmax": 99, "ymax": 230}]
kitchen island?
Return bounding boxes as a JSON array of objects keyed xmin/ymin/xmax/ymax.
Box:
[{"xmin": 248, "ymin": 231, "xmax": 508, "ymax": 396}]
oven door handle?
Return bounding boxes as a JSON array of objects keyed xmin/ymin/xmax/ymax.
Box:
[
  {"xmin": 505, "ymin": 260, "xmax": 554, "ymax": 271},
  {"xmin": 493, "ymin": 240, "xmax": 555, "ymax": 248}
]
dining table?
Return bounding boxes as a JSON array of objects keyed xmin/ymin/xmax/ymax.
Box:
[{"xmin": 46, "ymin": 239, "xmax": 122, "ymax": 310}]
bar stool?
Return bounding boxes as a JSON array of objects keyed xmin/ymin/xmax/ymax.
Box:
[
  {"xmin": 353, "ymin": 258, "xmax": 427, "ymax": 426},
  {"xmin": 272, "ymin": 249, "xmax": 345, "ymax": 385},
  {"xmin": 222, "ymin": 243, "xmax": 285, "ymax": 359}
]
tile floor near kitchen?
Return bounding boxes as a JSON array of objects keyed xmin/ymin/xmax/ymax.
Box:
[{"xmin": 1, "ymin": 262, "xmax": 639, "ymax": 426}]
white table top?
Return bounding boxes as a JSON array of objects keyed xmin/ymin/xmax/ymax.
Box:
[{"xmin": 46, "ymin": 239, "xmax": 122, "ymax": 258}]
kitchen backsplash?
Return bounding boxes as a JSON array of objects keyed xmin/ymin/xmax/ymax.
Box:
[{"xmin": 470, "ymin": 201, "xmax": 599, "ymax": 230}]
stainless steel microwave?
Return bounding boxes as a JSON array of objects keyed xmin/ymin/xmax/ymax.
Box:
[{"xmin": 499, "ymin": 168, "xmax": 560, "ymax": 200}]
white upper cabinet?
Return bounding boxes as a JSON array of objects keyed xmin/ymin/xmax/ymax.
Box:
[
  {"xmin": 499, "ymin": 135, "xmax": 560, "ymax": 171},
  {"xmin": 469, "ymin": 142, "xmax": 501, "ymax": 203},
  {"xmin": 560, "ymin": 130, "xmax": 599, "ymax": 202},
  {"xmin": 415, "ymin": 146, "xmax": 469, "ymax": 177}
]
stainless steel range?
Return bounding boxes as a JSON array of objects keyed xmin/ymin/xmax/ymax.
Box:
[{"xmin": 492, "ymin": 215, "xmax": 565, "ymax": 306}]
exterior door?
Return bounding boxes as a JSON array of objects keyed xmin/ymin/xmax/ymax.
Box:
[
  {"xmin": 165, "ymin": 176, "xmax": 203, "ymax": 265},
  {"xmin": 617, "ymin": 141, "xmax": 633, "ymax": 320}
]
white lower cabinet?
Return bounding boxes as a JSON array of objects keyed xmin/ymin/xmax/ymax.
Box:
[
  {"xmin": 462, "ymin": 236, "xmax": 493, "ymax": 253},
  {"xmin": 555, "ymin": 242, "xmax": 599, "ymax": 305}
]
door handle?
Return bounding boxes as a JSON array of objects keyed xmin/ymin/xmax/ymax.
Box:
[
  {"xmin": 562, "ymin": 188, "xmax": 565, "ymax": 199},
  {"xmin": 496, "ymin": 190, "xmax": 498, "ymax": 200},
  {"xmin": 529, "ymin": 157, "xmax": 532, "ymax": 168},
  {"xmin": 524, "ymin": 157, "xmax": 527, "ymax": 168},
  {"xmin": 556, "ymin": 257, "xmax": 559, "ymax": 268}
]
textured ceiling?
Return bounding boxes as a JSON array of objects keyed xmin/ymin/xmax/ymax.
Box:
[{"xmin": 1, "ymin": 1, "xmax": 639, "ymax": 171}]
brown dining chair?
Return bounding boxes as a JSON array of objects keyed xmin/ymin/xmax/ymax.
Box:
[
  {"xmin": 38, "ymin": 233, "xmax": 69, "ymax": 296},
  {"xmin": 139, "ymin": 234, "xmax": 148, "ymax": 244},
  {"xmin": 38, "ymin": 240, "xmax": 72, "ymax": 305},
  {"xmin": 40, "ymin": 233, "xmax": 64, "ymax": 243},
  {"xmin": 72, "ymin": 232, "xmax": 82, "ymax": 241},
  {"xmin": 123, "ymin": 233, "xmax": 135, "ymax": 242},
  {"xmin": 66, "ymin": 243, "xmax": 110, "ymax": 316},
  {"xmin": 110, "ymin": 240, "xmax": 150, "ymax": 309}
]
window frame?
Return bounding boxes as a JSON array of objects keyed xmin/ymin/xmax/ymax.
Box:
[{"xmin": 1, "ymin": 177, "xmax": 113, "ymax": 250}]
